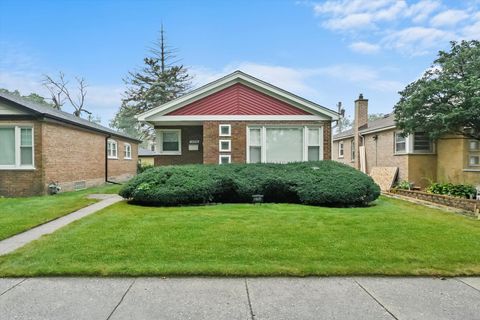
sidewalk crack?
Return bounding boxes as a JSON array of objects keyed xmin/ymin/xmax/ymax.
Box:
[
  {"xmin": 0, "ymin": 278, "xmax": 27, "ymax": 297},
  {"xmin": 454, "ymin": 278, "xmax": 480, "ymax": 293},
  {"xmin": 244, "ymin": 278, "xmax": 255, "ymax": 320},
  {"xmin": 354, "ymin": 279, "xmax": 399, "ymax": 320},
  {"xmin": 106, "ymin": 279, "xmax": 135, "ymax": 320}
]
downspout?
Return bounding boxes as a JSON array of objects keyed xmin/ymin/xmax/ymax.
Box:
[{"xmin": 105, "ymin": 135, "xmax": 122, "ymax": 185}]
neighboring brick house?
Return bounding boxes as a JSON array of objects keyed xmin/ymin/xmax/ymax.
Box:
[
  {"xmin": 137, "ymin": 71, "xmax": 339, "ymax": 165},
  {"xmin": 0, "ymin": 92, "xmax": 140, "ymax": 197},
  {"xmin": 332, "ymin": 94, "xmax": 480, "ymax": 188}
]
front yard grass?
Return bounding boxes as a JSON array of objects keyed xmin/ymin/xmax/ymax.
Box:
[
  {"xmin": 0, "ymin": 184, "xmax": 121, "ymax": 240},
  {"xmin": 0, "ymin": 196, "xmax": 478, "ymax": 276}
]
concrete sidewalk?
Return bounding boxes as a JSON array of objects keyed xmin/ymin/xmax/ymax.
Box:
[
  {"xmin": 0, "ymin": 277, "xmax": 478, "ymax": 320},
  {"xmin": 0, "ymin": 194, "xmax": 123, "ymax": 256}
]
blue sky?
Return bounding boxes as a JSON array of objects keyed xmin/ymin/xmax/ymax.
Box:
[{"xmin": 0, "ymin": 0, "xmax": 479, "ymax": 125}]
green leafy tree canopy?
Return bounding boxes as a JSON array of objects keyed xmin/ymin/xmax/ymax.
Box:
[
  {"xmin": 0, "ymin": 88, "xmax": 53, "ymax": 107},
  {"xmin": 394, "ymin": 40, "xmax": 480, "ymax": 140}
]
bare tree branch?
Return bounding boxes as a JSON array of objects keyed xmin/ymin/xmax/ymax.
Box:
[{"xmin": 42, "ymin": 72, "xmax": 90, "ymax": 117}]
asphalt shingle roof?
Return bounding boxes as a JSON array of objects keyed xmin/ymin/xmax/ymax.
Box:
[
  {"xmin": 333, "ymin": 113, "xmax": 396, "ymax": 141},
  {"xmin": 0, "ymin": 91, "xmax": 141, "ymax": 142}
]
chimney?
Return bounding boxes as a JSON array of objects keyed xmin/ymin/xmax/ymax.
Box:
[
  {"xmin": 353, "ymin": 94, "xmax": 368, "ymax": 170},
  {"xmin": 354, "ymin": 93, "xmax": 368, "ymax": 130}
]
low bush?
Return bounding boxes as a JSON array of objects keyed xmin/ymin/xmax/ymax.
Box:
[
  {"xmin": 120, "ymin": 161, "xmax": 381, "ymax": 207},
  {"xmin": 426, "ymin": 182, "xmax": 477, "ymax": 199}
]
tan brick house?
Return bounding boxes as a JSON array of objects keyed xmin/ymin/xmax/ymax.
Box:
[
  {"xmin": 0, "ymin": 92, "xmax": 140, "ymax": 196},
  {"xmin": 137, "ymin": 71, "xmax": 339, "ymax": 165},
  {"xmin": 332, "ymin": 95, "xmax": 480, "ymax": 188}
]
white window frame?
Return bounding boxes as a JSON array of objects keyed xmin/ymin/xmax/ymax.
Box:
[
  {"xmin": 124, "ymin": 143, "xmax": 132, "ymax": 160},
  {"xmin": 158, "ymin": 129, "xmax": 182, "ymax": 155},
  {"xmin": 219, "ymin": 154, "xmax": 231, "ymax": 164},
  {"xmin": 219, "ymin": 124, "xmax": 231, "ymax": 137},
  {"xmin": 0, "ymin": 125, "xmax": 35, "ymax": 170},
  {"xmin": 305, "ymin": 127, "xmax": 322, "ymax": 161},
  {"xmin": 338, "ymin": 141, "xmax": 344, "ymax": 158},
  {"xmin": 394, "ymin": 131, "xmax": 407, "ymax": 154},
  {"xmin": 468, "ymin": 139, "xmax": 480, "ymax": 167},
  {"xmin": 107, "ymin": 139, "xmax": 118, "ymax": 159},
  {"xmin": 246, "ymin": 125, "xmax": 323, "ymax": 163},
  {"xmin": 219, "ymin": 139, "xmax": 231, "ymax": 152}
]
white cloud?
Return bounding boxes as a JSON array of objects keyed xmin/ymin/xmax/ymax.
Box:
[
  {"xmin": 461, "ymin": 21, "xmax": 480, "ymax": 39},
  {"xmin": 323, "ymin": 13, "xmax": 375, "ymax": 31},
  {"xmin": 191, "ymin": 62, "xmax": 403, "ymax": 101},
  {"xmin": 191, "ymin": 63, "xmax": 319, "ymax": 97},
  {"xmin": 382, "ymin": 27, "xmax": 455, "ymax": 55},
  {"xmin": 405, "ymin": 0, "xmax": 441, "ymax": 23},
  {"xmin": 310, "ymin": 0, "xmax": 479, "ymax": 55},
  {"xmin": 314, "ymin": 64, "xmax": 403, "ymax": 92},
  {"xmin": 431, "ymin": 9, "xmax": 469, "ymax": 27},
  {"xmin": 349, "ymin": 41, "xmax": 381, "ymax": 54}
]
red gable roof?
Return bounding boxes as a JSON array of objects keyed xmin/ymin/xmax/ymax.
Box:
[{"xmin": 166, "ymin": 83, "xmax": 311, "ymax": 116}]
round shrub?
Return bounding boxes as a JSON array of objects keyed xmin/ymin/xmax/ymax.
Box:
[{"xmin": 119, "ymin": 161, "xmax": 380, "ymax": 207}]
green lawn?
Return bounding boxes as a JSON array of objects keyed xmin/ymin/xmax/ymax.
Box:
[
  {"xmin": 0, "ymin": 196, "xmax": 479, "ymax": 277},
  {"xmin": 0, "ymin": 184, "xmax": 121, "ymax": 240}
]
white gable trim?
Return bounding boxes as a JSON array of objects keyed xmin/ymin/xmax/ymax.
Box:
[{"xmin": 137, "ymin": 71, "xmax": 339, "ymax": 121}]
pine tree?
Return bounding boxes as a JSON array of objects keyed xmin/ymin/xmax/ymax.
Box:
[{"xmin": 111, "ymin": 26, "xmax": 192, "ymax": 141}]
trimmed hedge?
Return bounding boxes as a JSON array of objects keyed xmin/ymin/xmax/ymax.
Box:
[{"xmin": 119, "ymin": 161, "xmax": 381, "ymax": 206}]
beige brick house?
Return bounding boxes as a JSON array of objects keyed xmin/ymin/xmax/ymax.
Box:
[
  {"xmin": 0, "ymin": 92, "xmax": 140, "ymax": 196},
  {"xmin": 333, "ymin": 95, "xmax": 480, "ymax": 188},
  {"xmin": 136, "ymin": 71, "xmax": 339, "ymax": 165}
]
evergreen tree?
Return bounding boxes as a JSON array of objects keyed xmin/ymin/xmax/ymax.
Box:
[{"xmin": 111, "ymin": 26, "xmax": 192, "ymax": 141}]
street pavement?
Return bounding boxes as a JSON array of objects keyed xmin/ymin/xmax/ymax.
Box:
[{"xmin": 0, "ymin": 277, "xmax": 479, "ymax": 320}]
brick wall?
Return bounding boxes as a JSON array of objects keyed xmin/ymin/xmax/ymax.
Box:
[
  {"xmin": 363, "ymin": 129, "xmax": 408, "ymax": 182},
  {"xmin": 0, "ymin": 118, "xmax": 138, "ymax": 196},
  {"xmin": 107, "ymin": 137, "xmax": 139, "ymax": 182},
  {"xmin": 332, "ymin": 138, "xmax": 355, "ymax": 167},
  {"xmin": 42, "ymin": 120, "xmax": 106, "ymax": 191},
  {"xmin": 0, "ymin": 120, "xmax": 44, "ymax": 196},
  {"xmin": 390, "ymin": 188, "xmax": 479, "ymax": 215},
  {"xmin": 154, "ymin": 126, "xmax": 203, "ymax": 166},
  {"xmin": 203, "ymin": 120, "xmax": 332, "ymax": 164}
]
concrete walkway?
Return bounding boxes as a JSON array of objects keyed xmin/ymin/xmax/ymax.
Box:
[
  {"xmin": 0, "ymin": 277, "xmax": 478, "ymax": 319},
  {"xmin": 0, "ymin": 194, "xmax": 122, "ymax": 255}
]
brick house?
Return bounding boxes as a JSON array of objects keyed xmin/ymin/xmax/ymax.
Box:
[
  {"xmin": 0, "ymin": 92, "xmax": 140, "ymax": 197},
  {"xmin": 332, "ymin": 94, "xmax": 480, "ymax": 188},
  {"xmin": 137, "ymin": 71, "xmax": 339, "ymax": 165}
]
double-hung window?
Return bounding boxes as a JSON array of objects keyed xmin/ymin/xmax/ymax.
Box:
[
  {"xmin": 394, "ymin": 132, "xmax": 406, "ymax": 154},
  {"xmin": 124, "ymin": 143, "xmax": 132, "ymax": 159},
  {"xmin": 307, "ymin": 128, "xmax": 321, "ymax": 161},
  {"xmin": 0, "ymin": 126, "xmax": 34, "ymax": 169},
  {"xmin": 338, "ymin": 141, "xmax": 344, "ymax": 158},
  {"xmin": 248, "ymin": 128, "xmax": 262, "ymax": 163},
  {"xmin": 107, "ymin": 139, "xmax": 118, "ymax": 159},
  {"xmin": 468, "ymin": 139, "xmax": 480, "ymax": 167},
  {"xmin": 158, "ymin": 129, "xmax": 181, "ymax": 155}
]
